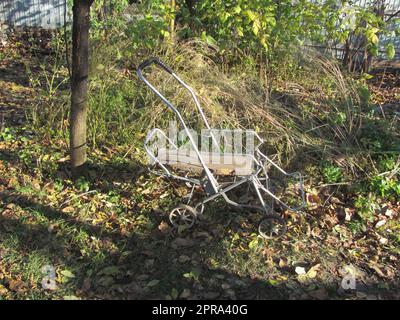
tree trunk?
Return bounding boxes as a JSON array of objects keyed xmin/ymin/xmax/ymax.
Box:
[
  {"xmin": 184, "ymin": 0, "xmax": 196, "ymax": 17},
  {"xmin": 362, "ymin": 0, "xmax": 386, "ymax": 73},
  {"xmin": 70, "ymin": 0, "xmax": 92, "ymax": 176},
  {"xmin": 184, "ymin": 0, "xmax": 197, "ymax": 30},
  {"xmin": 342, "ymin": 38, "xmax": 351, "ymax": 72}
]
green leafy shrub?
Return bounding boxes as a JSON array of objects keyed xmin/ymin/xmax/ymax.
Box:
[
  {"xmin": 354, "ymin": 194, "xmax": 378, "ymax": 222},
  {"xmin": 0, "ymin": 127, "xmax": 15, "ymax": 141},
  {"xmin": 369, "ymin": 176, "xmax": 400, "ymax": 198},
  {"xmin": 377, "ymin": 155, "xmax": 398, "ymax": 172},
  {"xmin": 76, "ymin": 177, "xmax": 91, "ymax": 193},
  {"xmin": 322, "ymin": 163, "xmax": 343, "ymax": 183}
]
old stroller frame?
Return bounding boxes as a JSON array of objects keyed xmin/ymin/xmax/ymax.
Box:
[{"xmin": 137, "ymin": 58, "xmax": 305, "ymax": 239}]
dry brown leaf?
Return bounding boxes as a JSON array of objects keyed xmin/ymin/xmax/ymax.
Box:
[
  {"xmin": 306, "ymin": 264, "xmax": 321, "ymax": 279},
  {"xmin": 8, "ymin": 279, "xmax": 26, "ymax": 293},
  {"xmin": 307, "ymin": 192, "xmax": 321, "ymax": 210},
  {"xmin": 369, "ymin": 263, "xmax": 386, "ymax": 278},
  {"xmin": 158, "ymin": 221, "xmax": 171, "ymax": 233},
  {"xmin": 279, "ymin": 257, "xmax": 288, "ymax": 268},
  {"xmin": 171, "ymin": 238, "xmax": 195, "ymax": 248},
  {"xmin": 61, "ymin": 206, "xmax": 74, "ymax": 213}
]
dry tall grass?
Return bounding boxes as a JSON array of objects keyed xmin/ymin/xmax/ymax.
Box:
[
  {"xmin": 31, "ymin": 37, "xmax": 372, "ymax": 173},
  {"xmin": 131, "ymin": 41, "xmax": 364, "ymax": 168}
]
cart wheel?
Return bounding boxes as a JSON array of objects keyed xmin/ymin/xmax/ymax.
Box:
[
  {"xmin": 169, "ymin": 204, "xmax": 197, "ymax": 228},
  {"xmin": 258, "ymin": 216, "xmax": 287, "ymax": 239}
]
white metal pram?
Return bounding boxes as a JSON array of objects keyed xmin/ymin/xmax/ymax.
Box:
[{"xmin": 137, "ymin": 58, "xmax": 305, "ymax": 239}]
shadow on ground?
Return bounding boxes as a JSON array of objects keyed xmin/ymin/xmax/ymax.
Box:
[{"xmin": 1, "ymin": 189, "xmax": 400, "ymax": 300}]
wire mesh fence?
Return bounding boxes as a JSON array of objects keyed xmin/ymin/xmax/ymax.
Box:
[
  {"xmin": 311, "ymin": 0, "xmax": 400, "ymax": 60},
  {"xmin": 0, "ymin": 0, "xmax": 67, "ymax": 29}
]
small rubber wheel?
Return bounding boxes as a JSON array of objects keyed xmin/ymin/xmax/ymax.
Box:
[
  {"xmin": 169, "ymin": 204, "xmax": 197, "ymax": 228},
  {"xmin": 258, "ymin": 216, "xmax": 287, "ymax": 239}
]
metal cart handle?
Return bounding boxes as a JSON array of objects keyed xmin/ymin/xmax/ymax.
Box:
[
  {"xmin": 136, "ymin": 57, "xmax": 221, "ymax": 148},
  {"xmin": 137, "ymin": 57, "xmax": 173, "ymax": 76},
  {"xmin": 136, "ymin": 57, "xmax": 220, "ymax": 194},
  {"xmin": 136, "ymin": 57, "xmax": 219, "ymax": 148}
]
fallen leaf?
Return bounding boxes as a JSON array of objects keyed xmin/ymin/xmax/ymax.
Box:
[
  {"xmin": 295, "ymin": 266, "xmax": 306, "ymax": 275},
  {"xmin": 63, "ymin": 295, "xmax": 80, "ymax": 300},
  {"xmin": 61, "ymin": 206, "xmax": 74, "ymax": 213},
  {"xmin": 98, "ymin": 276, "xmax": 115, "ymax": 287},
  {"xmin": 0, "ymin": 284, "xmax": 8, "ymax": 295},
  {"xmin": 344, "ymin": 208, "xmax": 355, "ymax": 221},
  {"xmin": 61, "ymin": 270, "xmax": 75, "ymax": 278},
  {"xmin": 375, "ymin": 219, "xmax": 386, "ymax": 228},
  {"xmin": 384, "ymin": 208, "xmax": 395, "ymax": 218},
  {"xmin": 306, "ymin": 264, "xmax": 321, "ymax": 279},
  {"xmin": 330, "ymin": 197, "xmax": 344, "ymax": 205},
  {"xmin": 268, "ymin": 279, "xmax": 279, "ymax": 286},
  {"xmin": 307, "ymin": 193, "xmax": 321, "ymax": 210},
  {"xmin": 278, "ymin": 257, "xmax": 288, "ymax": 268},
  {"xmin": 369, "ymin": 263, "xmax": 386, "ymax": 278},
  {"xmin": 31, "ymin": 179, "xmax": 41, "ymax": 190},
  {"xmin": 180, "ymin": 289, "xmax": 191, "ymax": 299},
  {"xmin": 8, "ymin": 279, "xmax": 26, "ymax": 293},
  {"xmin": 136, "ymin": 274, "xmax": 149, "ymax": 281},
  {"xmin": 178, "ymin": 255, "xmax": 191, "ymax": 263},
  {"xmin": 379, "ymin": 237, "xmax": 388, "ymax": 245},
  {"xmin": 57, "ymin": 156, "xmax": 69, "ymax": 163},
  {"xmin": 147, "ymin": 279, "xmax": 160, "ymax": 287},
  {"xmin": 356, "ymin": 292, "xmax": 368, "ymax": 299},
  {"xmin": 158, "ymin": 221, "xmax": 171, "ymax": 233},
  {"xmin": 98, "ymin": 266, "xmax": 120, "ymax": 276},
  {"xmin": 171, "ymin": 238, "xmax": 195, "ymax": 248}
]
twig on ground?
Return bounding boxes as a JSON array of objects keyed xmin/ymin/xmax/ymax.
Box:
[{"xmin": 60, "ymin": 190, "xmax": 98, "ymax": 207}]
